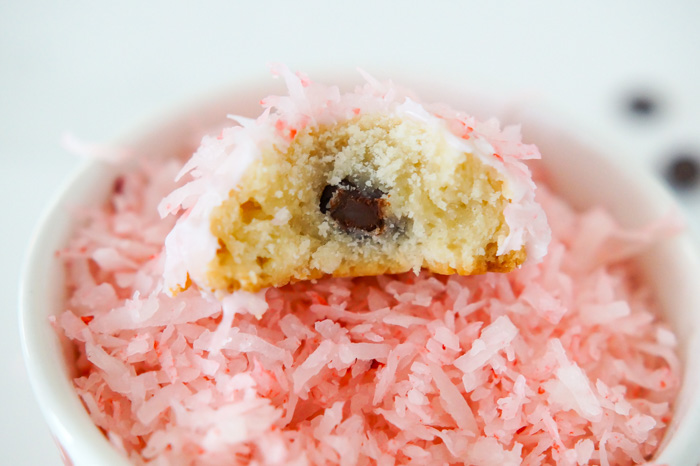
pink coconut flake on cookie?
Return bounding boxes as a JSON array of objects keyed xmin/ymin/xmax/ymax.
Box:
[{"xmin": 55, "ymin": 71, "xmax": 680, "ymax": 465}]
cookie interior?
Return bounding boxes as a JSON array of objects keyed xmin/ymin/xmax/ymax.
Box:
[{"xmin": 208, "ymin": 114, "xmax": 524, "ymax": 292}]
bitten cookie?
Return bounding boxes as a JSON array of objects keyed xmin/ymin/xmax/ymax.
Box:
[{"xmin": 159, "ymin": 67, "xmax": 550, "ymax": 294}]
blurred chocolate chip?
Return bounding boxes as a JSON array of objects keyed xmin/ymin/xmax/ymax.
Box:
[
  {"xmin": 624, "ymin": 90, "xmax": 663, "ymax": 119},
  {"xmin": 628, "ymin": 95, "xmax": 656, "ymax": 116},
  {"xmin": 320, "ymin": 178, "xmax": 387, "ymax": 234},
  {"xmin": 665, "ymin": 153, "xmax": 699, "ymax": 190}
]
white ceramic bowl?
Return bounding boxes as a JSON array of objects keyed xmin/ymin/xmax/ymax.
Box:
[{"xmin": 20, "ymin": 86, "xmax": 700, "ymax": 465}]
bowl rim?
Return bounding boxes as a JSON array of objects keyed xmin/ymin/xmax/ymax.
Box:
[{"xmin": 19, "ymin": 158, "xmax": 132, "ymax": 466}]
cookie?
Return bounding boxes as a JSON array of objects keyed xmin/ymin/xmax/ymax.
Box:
[{"xmin": 159, "ymin": 67, "xmax": 550, "ymax": 294}]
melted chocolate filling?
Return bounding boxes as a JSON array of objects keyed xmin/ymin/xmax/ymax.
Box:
[{"xmin": 320, "ymin": 179, "xmax": 387, "ymax": 234}]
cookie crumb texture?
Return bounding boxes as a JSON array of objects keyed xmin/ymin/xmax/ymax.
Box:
[{"xmin": 209, "ymin": 114, "xmax": 522, "ymax": 292}]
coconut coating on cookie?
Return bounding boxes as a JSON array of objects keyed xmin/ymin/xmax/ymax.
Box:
[
  {"xmin": 158, "ymin": 67, "xmax": 549, "ymax": 296},
  {"xmin": 208, "ymin": 114, "xmax": 523, "ymax": 292}
]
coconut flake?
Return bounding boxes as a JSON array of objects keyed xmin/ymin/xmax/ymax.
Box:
[{"xmin": 453, "ymin": 315, "xmax": 519, "ymax": 374}]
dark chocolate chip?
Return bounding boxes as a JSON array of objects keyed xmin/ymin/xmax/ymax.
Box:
[
  {"xmin": 320, "ymin": 178, "xmax": 387, "ymax": 234},
  {"xmin": 330, "ymin": 191, "xmax": 385, "ymax": 233},
  {"xmin": 366, "ymin": 186, "xmax": 385, "ymax": 199},
  {"xmin": 665, "ymin": 153, "xmax": 700, "ymax": 190},
  {"xmin": 320, "ymin": 184, "xmax": 338, "ymax": 214}
]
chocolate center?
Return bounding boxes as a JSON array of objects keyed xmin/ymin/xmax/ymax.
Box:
[{"xmin": 320, "ymin": 179, "xmax": 387, "ymax": 234}]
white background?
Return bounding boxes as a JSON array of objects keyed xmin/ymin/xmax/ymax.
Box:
[{"xmin": 2, "ymin": 2, "xmax": 699, "ymax": 464}]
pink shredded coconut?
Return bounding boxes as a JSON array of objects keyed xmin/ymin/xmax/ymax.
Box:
[{"xmin": 55, "ymin": 90, "xmax": 680, "ymax": 465}]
